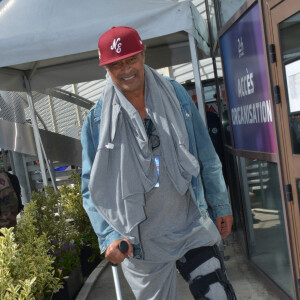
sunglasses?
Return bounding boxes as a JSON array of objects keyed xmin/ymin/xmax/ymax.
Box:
[{"xmin": 143, "ymin": 118, "xmax": 160, "ymax": 150}]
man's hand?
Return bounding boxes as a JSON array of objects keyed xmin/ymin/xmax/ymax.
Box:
[
  {"xmin": 105, "ymin": 239, "xmax": 134, "ymax": 264},
  {"xmin": 216, "ymin": 215, "xmax": 233, "ymax": 239}
]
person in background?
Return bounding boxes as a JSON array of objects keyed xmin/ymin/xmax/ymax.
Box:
[
  {"xmin": 206, "ymin": 94, "xmax": 228, "ymax": 185},
  {"xmin": 0, "ymin": 171, "xmax": 23, "ymax": 230},
  {"xmin": 81, "ymin": 26, "xmax": 236, "ymax": 299}
]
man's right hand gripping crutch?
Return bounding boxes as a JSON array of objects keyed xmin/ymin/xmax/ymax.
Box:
[{"xmin": 110, "ymin": 240, "xmax": 131, "ymax": 300}]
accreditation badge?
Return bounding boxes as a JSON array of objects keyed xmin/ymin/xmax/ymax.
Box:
[{"xmin": 154, "ymin": 155, "xmax": 159, "ymax": 187}]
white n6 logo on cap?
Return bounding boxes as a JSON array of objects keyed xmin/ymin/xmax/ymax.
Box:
[{"xmin": 111, "ymin": 38, "xmax": 122, "ymax": 53}]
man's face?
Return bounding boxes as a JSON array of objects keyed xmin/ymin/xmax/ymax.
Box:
[
  {"xmin": 0, "ymin": 210, "xmax": 17, "ymax": 228},
  {"xmin": 105, "ymin": 52, "xmax": 145, "ymax": 97}
]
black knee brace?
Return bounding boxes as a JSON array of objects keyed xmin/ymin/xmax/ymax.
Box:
[{"xmin": 176, "ymin": 245, "xmax": 237, "ymax": 300}]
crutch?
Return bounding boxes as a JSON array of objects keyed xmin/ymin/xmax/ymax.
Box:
[{"xmin": 111, "ymin": 240, "xmax": 129, "ymax": 300}]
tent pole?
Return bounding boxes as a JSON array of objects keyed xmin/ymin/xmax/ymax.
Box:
[
  {"xmin": 205, "ymin": 0, "xmax": 222, "ymax": 113},
  {"xmin": 38, "ymin": 134, "xmax": 57, "ymax": 191},
  {"xmin": 23, "ymin": 75, "xmax": 48, "ymax": 187},
  {"xmin": 188, "ymin": 34, "xmax": 207, "ymax": 127}
]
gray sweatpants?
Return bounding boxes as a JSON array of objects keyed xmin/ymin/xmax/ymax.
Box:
[{"xmin": 121, "ymin": 216, "xmax": 227, "ymax": 300}]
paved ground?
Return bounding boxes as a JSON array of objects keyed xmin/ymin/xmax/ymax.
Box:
[{"xmin": 77, "ymin": 234, "xmax": 283, "ymax": 300}]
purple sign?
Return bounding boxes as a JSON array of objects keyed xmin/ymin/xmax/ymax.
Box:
[{"xmin": 220, "ymin": 3, "xmax": 276, "ymax": 153}]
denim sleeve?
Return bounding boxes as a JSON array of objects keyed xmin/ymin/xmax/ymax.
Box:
[
  {"xmin": 190, "ymin": 98, "xmax": 232, "ymax": 218},
  {"xmin": 81, "ymin": 109, "xmax": 123, "ymax": 254},
  {"xmin": 171, "ymin": 81, "xmax": 232, "ymax": 219}
]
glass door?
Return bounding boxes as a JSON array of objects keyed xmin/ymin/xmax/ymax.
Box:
[{"xmin": 269, "ymin": 1, "xmax": 300, "ymax": 298}]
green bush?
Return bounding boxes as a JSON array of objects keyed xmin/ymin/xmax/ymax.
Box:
[
  {"xmin": 0, "ymin": 171, "xmax": 101, "ymax": 299},
  {"xmin": 59, "ymin": 172, "xmax": 100, "ymax": 262},
  {"xmin": 28, "ymin": 186, "xmax": 80, "ymax": 278},
  {"xmin": 0, "ymin": 224, "xmax": 62, "ymax": 299}
]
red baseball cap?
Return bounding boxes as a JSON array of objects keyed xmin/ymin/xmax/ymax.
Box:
[{"xmin": 98, "ymin": 26, "xmax": 144, "ymax": 66}]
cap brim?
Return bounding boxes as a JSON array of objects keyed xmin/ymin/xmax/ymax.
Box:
[{"xmin": 99, "ymin": 49, "xmax": 144, "ymax": 66}]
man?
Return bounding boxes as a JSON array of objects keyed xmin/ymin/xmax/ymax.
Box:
[{"xmin": 81, "ymin": 26, "xmax": 236, "ymax": 299}]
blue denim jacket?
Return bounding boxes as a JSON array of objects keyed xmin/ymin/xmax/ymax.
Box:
[{"xmin": 81, "ymin": 78, "xmax": 232, "ymax": 257}]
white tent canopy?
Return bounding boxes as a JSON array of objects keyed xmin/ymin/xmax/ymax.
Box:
[
  {"xmin": 0, "ymin": 0, "xmax": 209, "ymax": 92},
  {"xmin": 0, "ymin": 0, "xmax": 210, "ymax": 187}
]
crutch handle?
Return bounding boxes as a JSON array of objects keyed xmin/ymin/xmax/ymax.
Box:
[{"xmin": 119, "ymin": 240, "xmax": 129, "ymax": 254}]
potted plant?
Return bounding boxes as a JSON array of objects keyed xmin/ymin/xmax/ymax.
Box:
[
  {"xmin": 28, "ymin": 186, "xmax": 83, "ymax": 299},
  {"xmin": 59, "ymin": 172, "xmax": 102, "ymax": 278},
  {"xmin": 2, "ymin": 172, "xmax": 102, "ymax": 299},
  {"xmin": 0, "ymin": 206, "xmax": 62, "ymax": 300}
]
